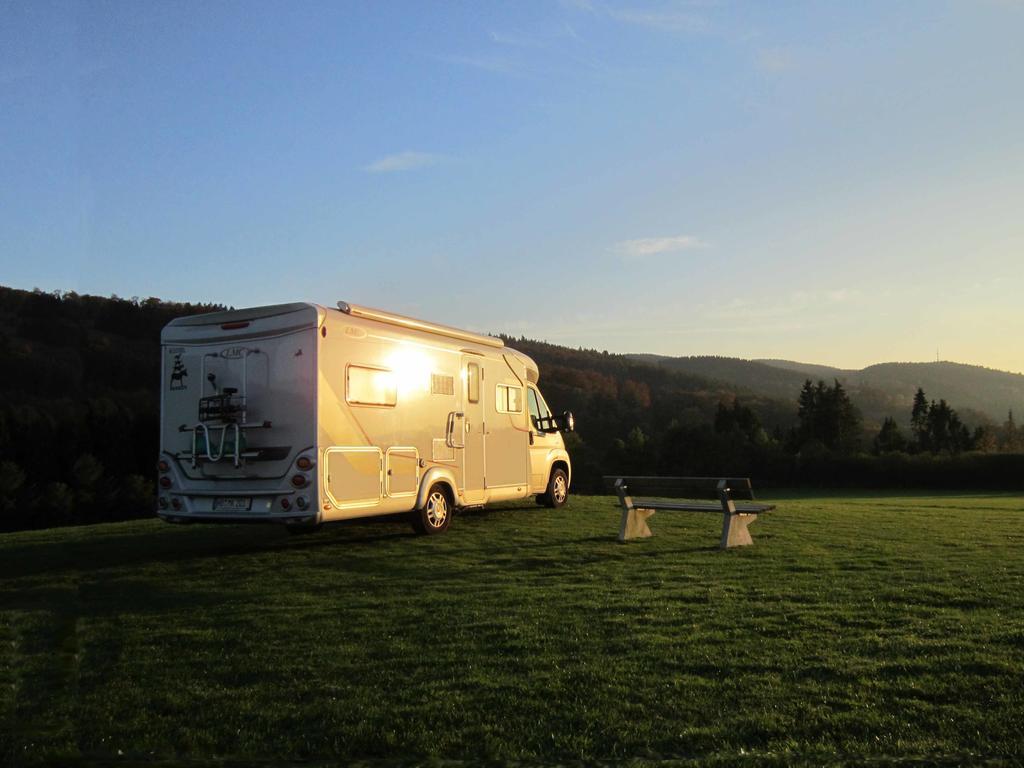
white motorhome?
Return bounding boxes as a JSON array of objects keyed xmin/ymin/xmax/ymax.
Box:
[{"xmin": 157, "ymin": 302, "xmax": 574, "ymax": 534}]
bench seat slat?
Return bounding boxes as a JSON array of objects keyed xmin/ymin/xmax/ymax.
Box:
[
  {"xmin": 605, "ymin": 475, "xmax": 758, "ymax": 501},
  {"xmin": 631, "ymin": 498, "xmax": 774, "ymax": 514}
]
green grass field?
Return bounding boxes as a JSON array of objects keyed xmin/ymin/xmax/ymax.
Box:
[{"xmin": 2, "ymin": 493, "xmax": 1023, "ymax": 766}]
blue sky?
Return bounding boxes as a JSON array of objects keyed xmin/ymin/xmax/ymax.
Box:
[{"xmin": 1, "ymin": 0, "xmax": 1022, "ymax": 371}]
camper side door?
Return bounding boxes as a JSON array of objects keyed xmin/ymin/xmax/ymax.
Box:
[
  {"xmin": 483, "ymin": 361, "xmax": 529, "ymax": 489},
  {"xmin": 459, "ymin": 357, "xmax": 486, "ymax": 504}
]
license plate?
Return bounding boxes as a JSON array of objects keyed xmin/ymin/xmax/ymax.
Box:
[{"xmin": 213, "ymin": 497, "xmax": 252, "ymax": 512}]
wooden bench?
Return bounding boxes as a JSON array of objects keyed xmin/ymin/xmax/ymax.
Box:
[{"xmin": 604, "ymin": 476, "xmax": 776, "ymax": 549}]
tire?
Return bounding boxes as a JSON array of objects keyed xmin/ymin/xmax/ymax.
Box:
[
  {"xmin": 411, "ymin": 483, "xmax": 452, "ymax": 535},
  {"xmin": 541, "ymin": 467, "xmax": 569, "ymax": 508}
]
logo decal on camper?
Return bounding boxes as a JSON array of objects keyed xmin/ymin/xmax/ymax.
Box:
[{"xmin": 170, "ymin": 354, "xmax": 189, "ymax": 390}]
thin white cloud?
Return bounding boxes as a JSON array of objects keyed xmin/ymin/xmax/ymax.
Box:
[
  {"xmin": 563, "ymin": 1, "xmax": 716, "ymax": 34},
  {"xmin": 363, "ymin": 151, "xmax": 445, "ymax": 174},
  {"xmin": 607, "ymin": 8, "xmax": 710, "ymax": 34},
  {"xmin": 430, "ymin": 52, "xmax": 521, "ymax": 75},
  {"xmin": 489, "ymin": 23, "xmax": 582, "ymax": 49},
  {"xmin": 614, "ymin": 235, "xmax": 707, "ymax": 259},
  {"xmin": 700, "ymin": 288, "xmax": 865, "ymax": 327},
  {"xmin": 489, "ymin": 30, "xmax": 548, "ymax": 48}
]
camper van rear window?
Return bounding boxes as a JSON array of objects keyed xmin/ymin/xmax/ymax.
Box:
[
  {"xmin": 495, "ymin": 384, "xmax": 523, "ymax": 414},
  {"xmin": 346, "ymin": 365, "xmax": 398, "ymax": 407}
]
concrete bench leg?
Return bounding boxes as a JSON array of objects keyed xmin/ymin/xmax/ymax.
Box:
[
  {"xmin": 618, "ymin": 507, "xmax": 655, "ymax": 542},
  {"xmin": 720, "ymin": 512, "xmax": 757, "ymax": 549}
]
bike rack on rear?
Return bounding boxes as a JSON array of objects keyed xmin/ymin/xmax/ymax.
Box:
[{"xmin": 178, "ymin": 347, "xmax": 273, "ymax": 468}]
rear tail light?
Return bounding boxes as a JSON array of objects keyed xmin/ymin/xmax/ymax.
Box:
[
  {"xmin": 296, "ymin": 456, "xmax": 313, "ymax": 471},
  {"xmin": 291, "ymin": 474, "xmax": 307, "ymax": 488},
  {"xmin": 159, "ymin": 476, "xmax": 172, "ymax": 489},
  {"xmin": 171, "ymin": 497, "xmax": 182, "ymax": 510},
  {"xmin": 296, "ymin": 496, "xmax": 308, "ymax": 510},
  {"xmin": 158, "ymin": 460, "xmax": 170, "ymax": 473},
  {"xmin": 280, "ymin": 498, "xmax": 291, "ymax": 510}
]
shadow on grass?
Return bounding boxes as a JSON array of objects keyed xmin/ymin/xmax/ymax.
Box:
[
  {"xmin": 0, "ymin": 499, "xmax": 725, "ymax": 599},
  {"xmin": 0, "ymin": 516, "xmax": 419, "ymax": 582},
  {"xmin": 0, "ymin": 503, "xmax": 624, "ymax": 583}
]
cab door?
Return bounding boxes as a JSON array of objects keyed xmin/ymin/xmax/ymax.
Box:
[{"xmin": 527, "ymin": 386, "xmax": 559, "ymax": 492}]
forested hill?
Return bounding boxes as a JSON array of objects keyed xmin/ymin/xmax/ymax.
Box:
[
  {"xmin": 500, "ymin": 337, "xmax": 797, "ymax": 440},
  {"xmin": 0, "ymin": 286, "xmax": 791, "ymax": 530},
  {"xmin": 0, "ymin": 286, "xmax": 226, "ymax": 401},
  {"xmin": 634, "ymin": 354, "xmax": 1024, "ymax": 425},
  {"xmin": 0, "ymin": 287, "xmax": 226, "ymax": 530},
  {"xmin": 761, "ymin": 359, "xmax": 1024, "ymax": 423},
  {"xmin": 630, "ymin": 354, "xmax": 810, "ymax": 405},
  {"xmin": 2, "ymin": 285, "xmax": 1022, "ymax": 532}
]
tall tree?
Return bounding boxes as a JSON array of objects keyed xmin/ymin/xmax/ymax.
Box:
[
  {"xmin": 796, "ymin": 379, "xmax": 862, "ymax": 453},
  {"xmin": 972, "ymin": 425, "xmax": 998, "ymax": 453},
  {"xmin": 911, "ymin": 387, "xmax": 930, "ymax": 451},
  {"xmin": 874, "ymin": 417, "xmax": 907, "ymax": 454},
  {"xmin": 715, "ymin": 398, "xmax": 763, "ymax": 442},
  {"xmin": 1003, "ymin": 410, "xmax": 1021, "ymax": 452},
  {"xmin": 924, "ymin": 399, "xmax": 972, "ymax": 454}
]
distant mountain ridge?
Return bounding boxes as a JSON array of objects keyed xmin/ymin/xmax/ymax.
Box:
[{"xmin": 632, "ymin": 355, "xmax": 1024, "ymax": 426}]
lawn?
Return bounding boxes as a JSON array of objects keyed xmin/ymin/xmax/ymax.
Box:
[{"xmin": 2, "ymin": 492, "xmax": 1023, "ymax": 766}]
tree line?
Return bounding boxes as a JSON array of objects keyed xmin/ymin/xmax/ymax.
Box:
[
  {"xmin": 1, "ymin": 286, "xmax": 1022, "ymax": 532},
  {"xmin": 0, "ymin": 287, "xmax": 225, "ymax": 531},
  {"xmin": 513, "ymin": 334, "xmax": 1024, "ymax": 495}
]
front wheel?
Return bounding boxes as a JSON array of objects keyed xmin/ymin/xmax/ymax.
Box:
[
  {"xmin": 541, "ymin": 468, "xmax": 569, "ymax": 508},
  {"xmin": 411, "ymin": 483, "xmax": 452, "ymax": 535}
]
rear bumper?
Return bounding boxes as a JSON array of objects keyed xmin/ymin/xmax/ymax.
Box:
[
  {"xmin": 158, "ymin": 512, "xmax": 317, "ymax": 526},
  {"xmin": 157, "ymin": 495, "xmax": 318, "ymax": 523},
  {"xmin": 156, "ymin": 458, "xmax": 318, "ymax": 523}
]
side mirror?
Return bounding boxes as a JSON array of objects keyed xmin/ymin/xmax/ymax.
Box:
[
  {"xmin": 534, "ymin": 416, "xmax": 557, "ymax": 434},
  {"xmin": 559, "ymin": 411, "xmax": 575, "ymax": 433},
  {"xmin": 534, "ymin": 412, "xmax": 574, "ymax": 434}
]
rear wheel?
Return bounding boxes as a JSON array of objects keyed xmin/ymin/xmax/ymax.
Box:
[
  {"xmin": 411, "ymin": 483, "xmax": 452, "ymax": 535},
  {"xmin": 540, "ymin": 467, "xmax": 569, "ymax": 508}
]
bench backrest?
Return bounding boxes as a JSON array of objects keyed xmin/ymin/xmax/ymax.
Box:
[{"xmin": 602, "ymin": 475, "xmax": 757, "ymax": 501}]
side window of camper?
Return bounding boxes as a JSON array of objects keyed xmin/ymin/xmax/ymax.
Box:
[
  {"xmin": 346, "ymin": 365, "xmax": 397, "ymax": 407},
  {"xmin": 495, "ymin": 384, "xmax": 523, "ymax": 414},
  {"xmin": 467, "ymin": 363, "xmax": 480, "ymax": 403}
]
